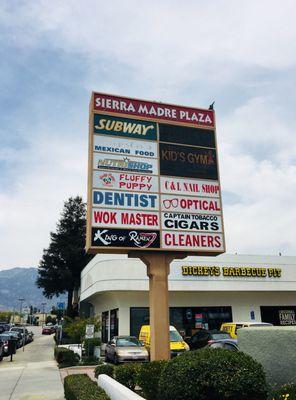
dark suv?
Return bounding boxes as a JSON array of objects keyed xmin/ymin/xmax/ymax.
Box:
[{"xmin": 187, "ymin": 329, "xmax": 231, "ymax": 350}]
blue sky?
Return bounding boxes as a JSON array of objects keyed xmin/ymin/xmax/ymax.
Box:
[{"xmin": 0, "ymin": 0, "xmax": 296, "ymax": 268}]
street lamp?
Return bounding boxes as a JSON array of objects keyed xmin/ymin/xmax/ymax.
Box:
[
  {"xmin": 18, "ymin": 298, "xmax": 25, "ymax": 324},
  {"xmin": 41, "ymin": 302, "xmax": 46, "ymax": 325}
]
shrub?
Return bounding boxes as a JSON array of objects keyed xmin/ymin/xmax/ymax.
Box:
[
  {"xmin": 115, "ymin": 363, "xmax": 140, "ymax": 391},
  {"xmin": 94, "ymin": 363, "xmax": 115, "ymax": 378},
  {"xmin": 158, "ymin": 349, "xmax": 269, "ymax": 400},
  {"xmin": 80, "ymin": 356, "xmax": 99, "ymax": 366},
  {"xmin": 54, "ymin": 347, "xmax": 80, "ymax": 368},
  {"xmin": 136, "ymin": 360, "xmax": 168, "ymax": 400},
  {"xmin": 84, "ymin": 338, "xmax": 101, "ymax": 356},
  {"xmin": 63, "ymin": 316, "xmax": 100, "ymax": 344},
  {"xmin": 64, "ymin": 374, "xmax": 110, "ymax": 400},
  {"xmin": 271, "ymin": 383, "xmax": 296, "ymax": 399}
]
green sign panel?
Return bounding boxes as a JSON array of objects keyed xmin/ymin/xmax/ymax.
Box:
[{"xmin": 93, "ymin": 114, "xmax": 157, "ymax": 141}]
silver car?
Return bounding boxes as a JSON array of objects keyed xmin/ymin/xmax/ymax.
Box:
[{"xmin": 105, "ymin": 336, "xmax": 149, "ymax": 364}]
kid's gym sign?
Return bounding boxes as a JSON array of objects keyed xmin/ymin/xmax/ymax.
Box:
[{"xmin": 86, "ymin": 92, "xmax": 226, "ymax": 254}]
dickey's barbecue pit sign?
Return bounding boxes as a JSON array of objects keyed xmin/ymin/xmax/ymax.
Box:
[{"xmin": 86, "ymin": 92, "xmax": 226, "ymax": 254}]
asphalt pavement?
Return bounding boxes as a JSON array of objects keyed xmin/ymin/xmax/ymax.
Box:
[{"xmin": 0, "ymin": 326, "xmax": 64, "ymax": 400}]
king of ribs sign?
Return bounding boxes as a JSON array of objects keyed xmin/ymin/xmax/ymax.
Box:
[{"xmin": 86, "ymin": 92, "xmax": 225, "ymax": 254}]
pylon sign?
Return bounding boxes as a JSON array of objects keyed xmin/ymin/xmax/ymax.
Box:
[{"xmin": 86, "ymin": 92, "xmax": 225, "ymax": 254}]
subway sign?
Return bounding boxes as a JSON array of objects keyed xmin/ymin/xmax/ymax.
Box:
[{"xmin": 86, "ymin": 92, "xmax": 226, "ymax": 254}]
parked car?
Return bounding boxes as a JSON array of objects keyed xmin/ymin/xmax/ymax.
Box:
[
  {"xmin": 139, "ymin": 325, "xmax": 189, "ymax": 357},
  {"xmin": 220, "ymin": 322, "xmax": 273, "ymax": 339},
  {"xmin": 186, "ymin": 329, "xmax": 231, "ymax": 350},
  {"xmin": 10, "ymin": 327, "xmax": 29, "ymax": 344},
  {"xmin": 206, "ymin": 338, "xmax": 238, "ymax": 351},
  {"xmin": 0, "ymin": 334, "xmax": 10, "ymax": 356},
  {"xmin": 42, "ymin": 325, "xmax": 55, "ymax": 335},
  {"xmin": 2, "ymin": 331, "xmax": 23, "ymax": 348},
  {"xmin": 0, "ymin": 323, "xmax": 11, "ymax": 333},
  {"xmin": 105, "ymin": 336, "xmax": 149, "ymax": 364},
  {"xmin": 0, "ymin": 337, "xmax": 5, "ymax": 361},
  {"xmin": 0, "ymin": 333, "xmax": 20, "ymax": 356}
]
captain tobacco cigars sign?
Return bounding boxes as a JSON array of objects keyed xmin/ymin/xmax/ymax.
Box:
[{"xmin": 86, "ymin": 92, "xmax": 225, "ymax": 254}]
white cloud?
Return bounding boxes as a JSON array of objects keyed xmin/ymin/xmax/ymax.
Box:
[
  {"xmin": 0, "ymin": 134, "xmax": 87, "ymax": 269},
  {"xmin": 0, "ymin": 0, "xmax": 296, "ymax": 268},
  {"xmin": 220, "ymin": 98, "xmax": 296, "ymax": 255}
]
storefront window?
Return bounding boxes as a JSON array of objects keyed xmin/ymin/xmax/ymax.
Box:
[
  {"xmin": 261, "ymin": 306, "xmax": 296, "ymax": 326},
  {"xmin": 101, "ymin": 311, "xmax": 109, "ymax": 343},
  {"xmin": 110, "ymin": 308, "xmax": 119, "ymax": 338},
  {"xmin": 130, "ymin": 307, "xmax": 149, "ymax": 337},
  {"xmin": 130, "ymin": 306, "xmax": 232, "ymax": 338},
  {"xmin": 170, "ymin": 307, "xmax": 232, "ymax": 336}
]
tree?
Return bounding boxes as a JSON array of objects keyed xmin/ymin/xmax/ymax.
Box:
[
  {"xmin": 37, "ymin": 196, "xmax": 92, "ymax": 316},
  {"xmin": 63, "ymin": 316, "xmax": 100, "ymax": 343}
]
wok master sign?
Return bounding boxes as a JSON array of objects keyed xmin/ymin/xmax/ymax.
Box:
[{"xmin": 86, "ymin": 92, "xmax": 226, "ymax": 254}]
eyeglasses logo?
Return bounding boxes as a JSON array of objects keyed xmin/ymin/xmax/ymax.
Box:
[{"xmin": 162, "ymin": 198, "xmax": 179, "ymax": 209}]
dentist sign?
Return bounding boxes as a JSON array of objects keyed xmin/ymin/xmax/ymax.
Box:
[{"xmin": 86, "ymin": 92, "xmax": 225, "ymax": 254}]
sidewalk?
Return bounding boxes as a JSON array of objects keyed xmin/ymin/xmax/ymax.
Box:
[
  {"xmin": 0, "ymin": 327, "xmax": 64, "ymax": 400},
  {"xmin": 60, "ymin": 365, "xmax": 96, "ymax": 383}
]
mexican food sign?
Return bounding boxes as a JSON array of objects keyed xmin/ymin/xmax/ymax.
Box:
[{"xmin": 86, "ymin": 92, "xmax": 225, "ymax": 254}]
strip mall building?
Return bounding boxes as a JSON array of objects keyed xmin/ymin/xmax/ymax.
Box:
[{"xmin": 79, "ymin": 253, "xmax": 296, "ymax": 342}]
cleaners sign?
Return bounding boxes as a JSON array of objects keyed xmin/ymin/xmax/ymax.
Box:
[{"xmin": 86, "ymin": 92, "xmax": 225, "ymax": 254}]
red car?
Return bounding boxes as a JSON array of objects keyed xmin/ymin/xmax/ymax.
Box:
[{"xmin": 42, "ymin": 325, "xmax": 55, "ymax": 335}]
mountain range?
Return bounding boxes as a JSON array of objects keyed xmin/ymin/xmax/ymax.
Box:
[{"xmin": 0, "ymin": 267, "xmax": 66, "ymax": 311}]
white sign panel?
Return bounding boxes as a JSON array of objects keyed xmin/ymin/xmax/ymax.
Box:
[
  {"xmin": 85, "ymin": 324, "xmax": 95, "ymax": 339},
  {"xmin": 93, "ymin": 189, "xmax": 159, "ymax": 210},
  {"xmin": 161, "ymin": 194, "xmax": 221, "ymax": 214},
  {"xmin": 162, "ymin": 231, "xmax": 224, "ymax": 251},
  {"xmin": 161, "ymin": 212, "xmax": 223, "ymax": 232},
  {"xmin": 160, "ymin": 176, "xmax": 220, "ymax": 197},
  {"xmin": 92, "ymin": 208, "xmax": 160, "ymax": 229},
  {"xmin": 93, "ymin": 153, "xmax": 159, "ymax": 175},
  {"xmin": 93, "ymin": 170, "xmax": 159, "ymax": 192},
  {"xmin": 94, "ymin": 135, "xmax": 158, "ymax": 158}
]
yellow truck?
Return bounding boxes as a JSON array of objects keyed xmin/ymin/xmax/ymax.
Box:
[
  {"xmin": 139, "ymin": 325, "xmax": 189, "ymax": 357},
  {"xmin": 220, "ymin": 322, "xmax": 273, "ymax": 339}
]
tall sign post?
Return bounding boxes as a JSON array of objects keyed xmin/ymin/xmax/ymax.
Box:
[{"xmin": 86, "ymin": 92, "xmax": 225, "ymax": 360}]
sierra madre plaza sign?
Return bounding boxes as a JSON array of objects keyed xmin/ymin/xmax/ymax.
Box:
[{"xmin": 86, "ymin": 92, "xmax": 225, "ymax": 254}]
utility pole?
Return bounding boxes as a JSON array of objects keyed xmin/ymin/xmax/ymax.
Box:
[
  {"xmin": 18, "ymin": 298, "xmax": 24, "ymax": 324},
  {"xmin": 41, "ymin": 302, "xmax": 46, "ymax": 325}
]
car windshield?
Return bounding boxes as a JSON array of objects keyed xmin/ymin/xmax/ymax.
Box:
[
  {"xmin": 10, "ymin": 328, "xmax": 23, "ymax": 332},
  {"xmin": 116, "ymin": 337, "xmax": 141, "ymax": 347},
  {"xmin": 211, "ymin": 333, "xmax": 231, "ymax": 340},
  {"xmin": 170, "ymin": 330, "xmax": 183, "ymax": 342}
]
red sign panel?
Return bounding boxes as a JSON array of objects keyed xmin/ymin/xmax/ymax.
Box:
[{"xmin": 93, "ymin": 93, "xmax": 214, "ymax": 128}]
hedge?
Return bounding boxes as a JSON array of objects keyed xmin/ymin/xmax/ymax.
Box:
[
  {"xmin": 158, "ymin": 348, "xmax": 269, "ymax": 400},
  {"xmin": 271, "ymin": 383, "xmax": 296, "ymax": 399},
  {"xmin": 94, "ymin": 363, "xmax": 115, "ymax": 378},
  {"xmin": 54, "ymin": 347, "xmax": 80, "ymax": 368},
  {"xmin": 115, "ymin": 363, "xmax": 140, "ymax": 391},
  {"xmin": 64, "ymin": 374, "xmax": 110, "ymax": 400},
  {"xmin": 136, "ymin": 360, "xmax": 168, "ymax": 400}
]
